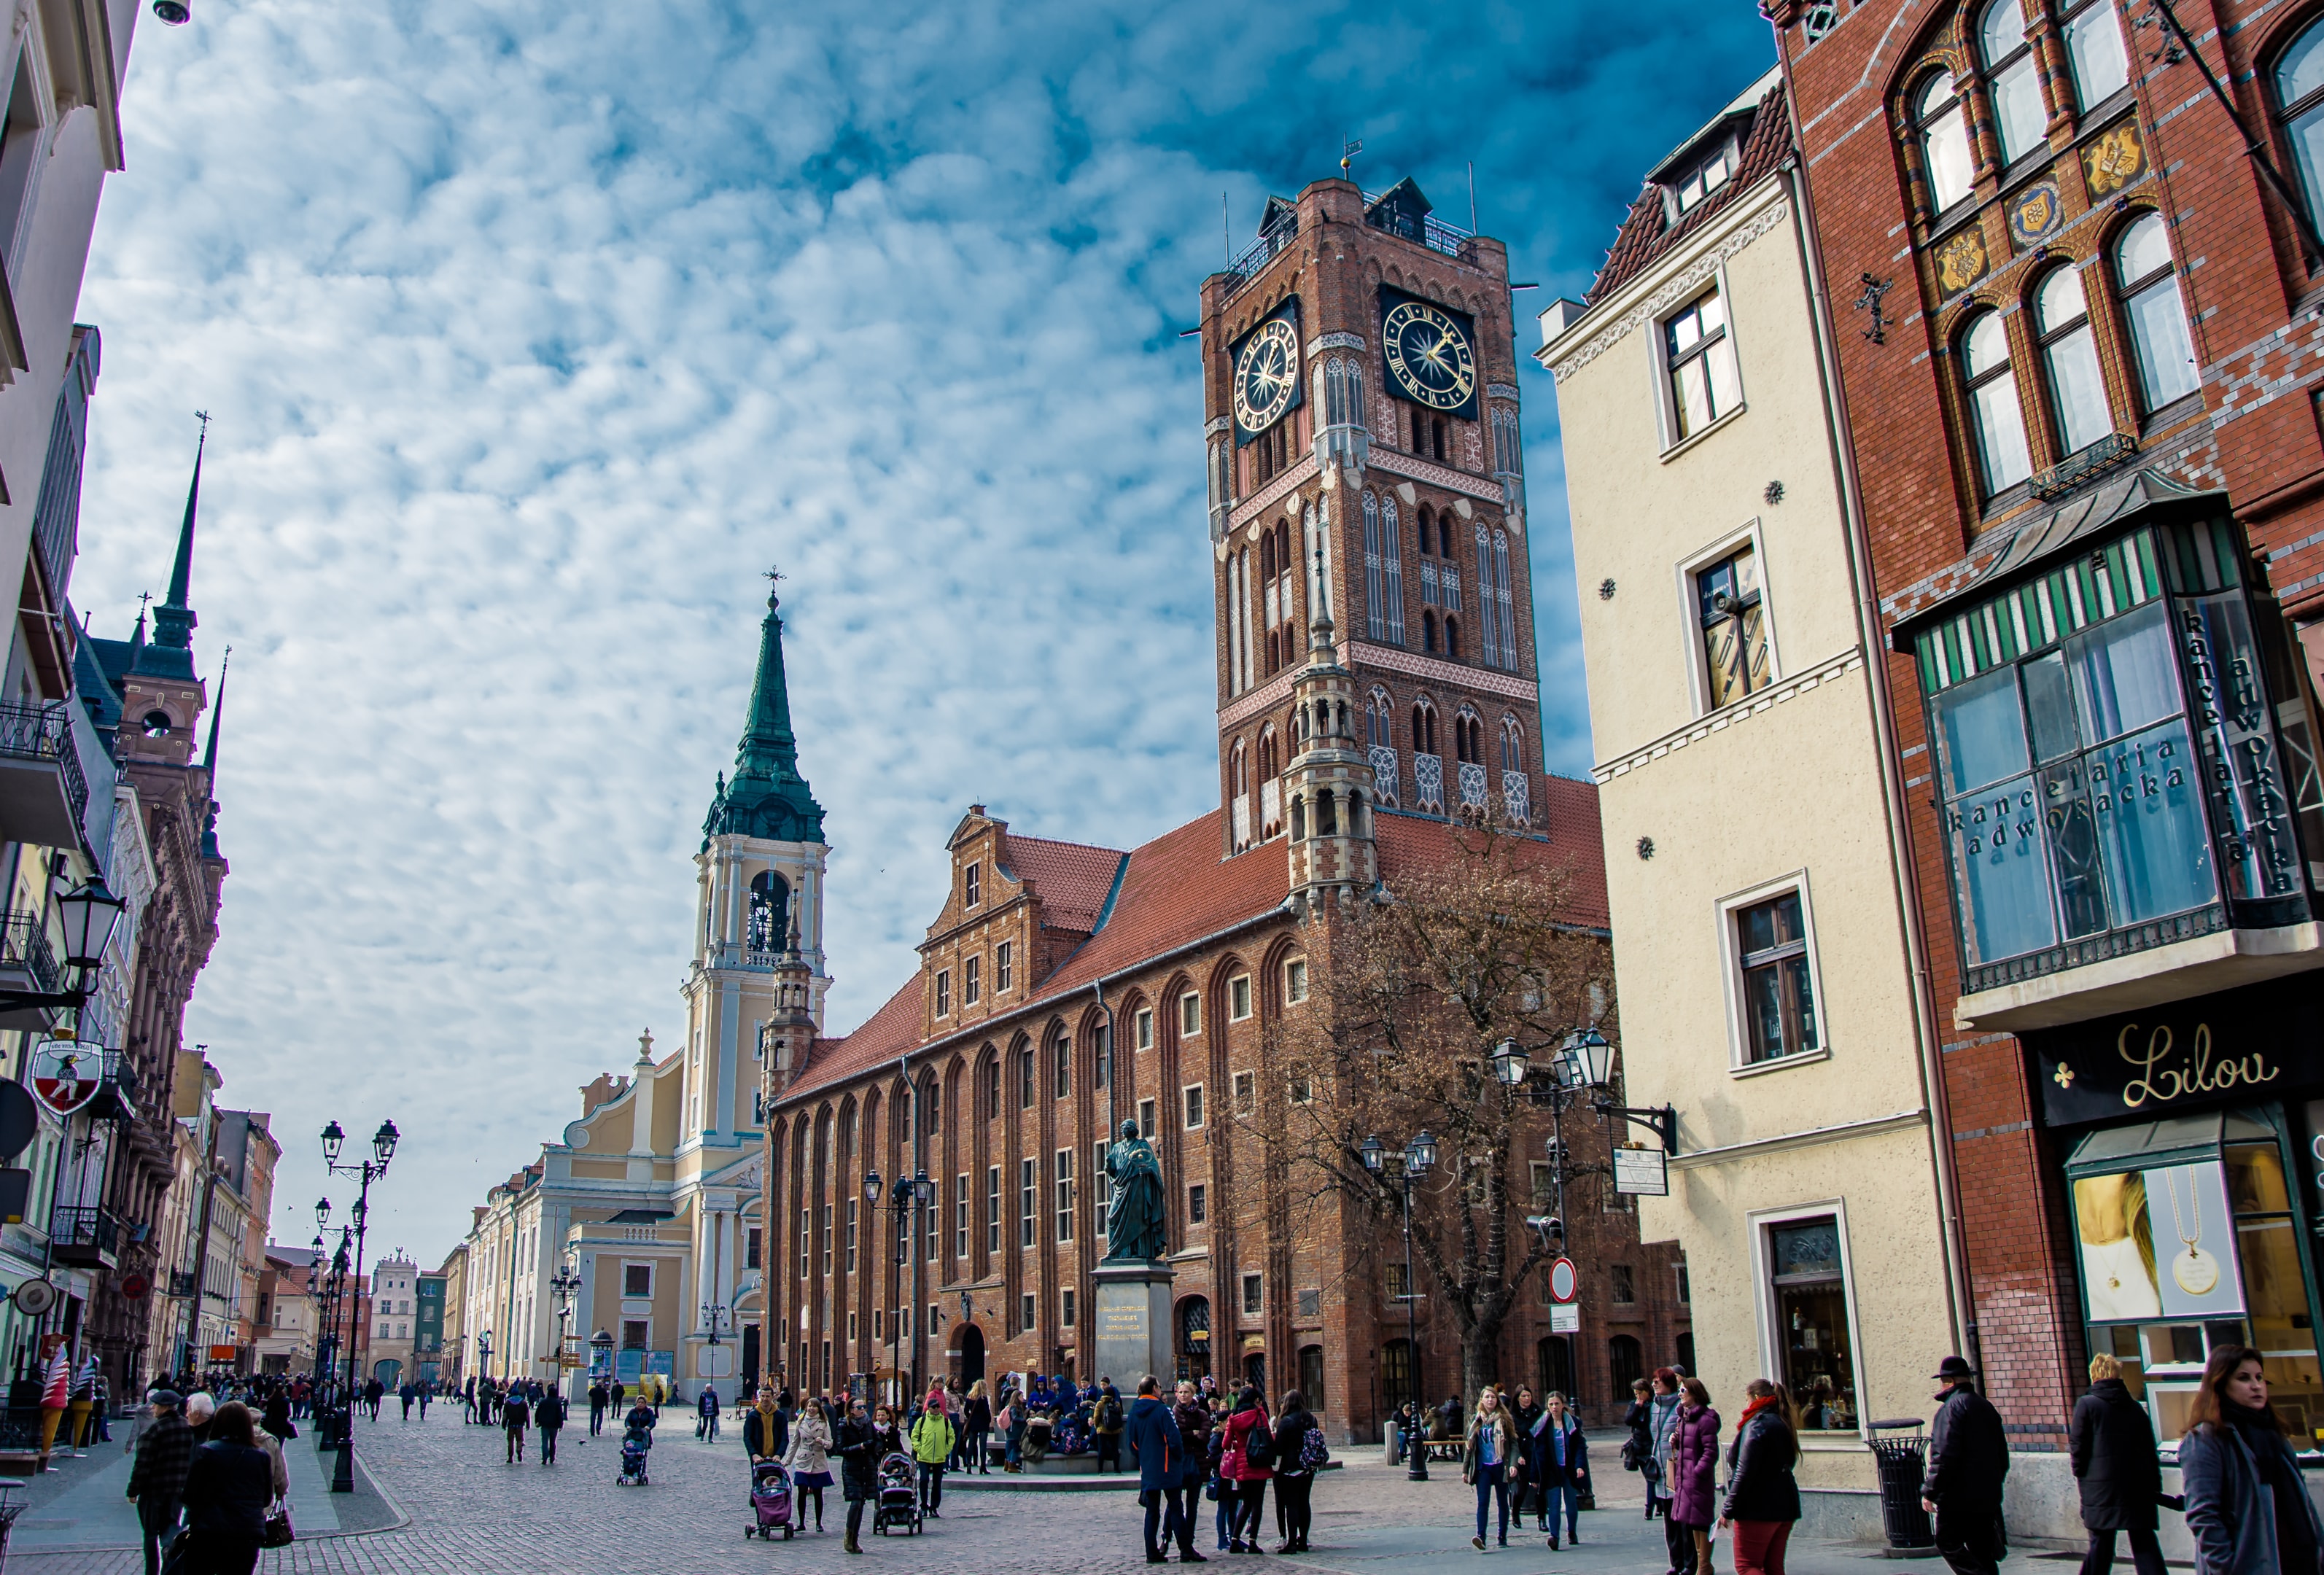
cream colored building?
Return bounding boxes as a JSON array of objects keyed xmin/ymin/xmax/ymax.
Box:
[
  {"xmin": 457, "ymin": 591, "xmax": 815, "ymax": 1400},
  {"xmin": 368, "ymin": 1254, "xmax": 419, "ymax": 1387},
  {"xmin": 1539, "ymin": 70, "xmax": 1964, "ymax": 1529}
]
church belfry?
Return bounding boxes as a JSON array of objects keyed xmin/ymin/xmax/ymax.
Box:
[
  {"xmin": 684, "ymin": 583, "xmax": 830, "ymax": 1154},
  {"xmin": 1201, "ymin": 176, "xmax": 1547, "ymax": 867}
]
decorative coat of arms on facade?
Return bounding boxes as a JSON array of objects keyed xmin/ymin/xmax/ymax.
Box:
[
  {"xmin": 2007, "ymin": 179, "xmax": 2065, "ymax": 250},
  {"xmin": 1935, "ymin": 223, "xmax": 1990, "ymax": 296},
  {"xmin": 2081, "ymin": 119, "xmax": 2146, "ymax": 201},
  {"xmin": 30, "ymin": 1041, "xmax": 98, "ymax": 1116}
]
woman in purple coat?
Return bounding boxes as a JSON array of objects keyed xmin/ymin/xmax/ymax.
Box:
[{"xmin": 1670, "ymin": 1377, "xmax": 1724, "ymax": 1575}]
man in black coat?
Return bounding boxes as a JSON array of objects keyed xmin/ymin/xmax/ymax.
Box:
[
  {"xmin": 2069, "ymin": 1354, "xmax": 2163, "ymax": 1575},
  {"xmin": 535, "ymin": 1387, "xmax": 565, "ymax": 1464},
  {"xmin": 1921, "ymin": 1357, "xmax": 2009, "ymax": 1575},
  {"xmin": 588, "ymin": 1379, "xmax": 607, "ymax": 1436},
  {"xmin": 834, "ymin": 1397, "xmax": 879, "ymax": 1555},
  {"xmin": 1126, "ymin": 1377, "xmax": 1183, "ymax": 1562}
]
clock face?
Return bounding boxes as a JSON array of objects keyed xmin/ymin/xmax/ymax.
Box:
[
  {"xmin": 1232, "ymin": 319, "xmax": 1300, "ymax": 433},
  {"xmin": 1382, "ymin": 299, "xmax": 1477, "ymax": 412}
]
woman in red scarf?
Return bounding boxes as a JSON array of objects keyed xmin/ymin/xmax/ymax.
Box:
[{"xmin": 1718, "ymin": 1380, "xmax": 1802, "ymax": 1575}]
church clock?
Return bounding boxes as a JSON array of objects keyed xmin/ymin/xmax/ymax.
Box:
[
  {"xmin": 1232, "ymin": 318, "xmax": 1300, "ymax": 434},
  {"xmin": 1381, "ymin": 298, "xmax": 1477, "ymax": 412}
]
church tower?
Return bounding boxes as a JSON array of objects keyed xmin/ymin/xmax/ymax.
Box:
[
  {"xmin": 117, "ymin": 432, "xmax": 210, "ymax": 771},
  {"xmin": 1200, "ymin": 176, "xmax": 1545, "ymax": 863},
  {"xmin": 683, "ymin": 583, "xmax": 829, "ymax": 1154}
]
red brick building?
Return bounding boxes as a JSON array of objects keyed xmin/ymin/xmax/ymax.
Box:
[
  {"xmin": 761, "ymin": 175, "xmax": 1688, "ymax": 1439},
  {"xmin": 1774, "ymin": 0, "xmax": 2324, "ymax": 1451}
]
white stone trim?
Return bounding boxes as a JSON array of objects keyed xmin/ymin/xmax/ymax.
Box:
[
  {"xmin": 1366, "ymin": 446, "xmax": 1507, "ymax": 506},
  {"xmin": 1229, "ymin": 454, "xmax": 1319, "ymax": 531},
  {"xmin": 1593, "ymin": 649, "xmax": 1863, "ymax": 784},
  {"xmin": 1346, "ymin": 640, "xmax": 1539, "ymax": 701},
  {"xmin": 1219, "ymin": 667, "xmax": 1297, "ymax": 730},
  {"xmin": 1486, "ymin": 383, "xmax": 1521, "ymax": 402},
  {"xmin": 1307, "ymin": 331, "xmax": 1365, "ymax": 357},
  {"xmin": 1547, "ymin": 198, "xmax": 1791, "ymax": 384}
]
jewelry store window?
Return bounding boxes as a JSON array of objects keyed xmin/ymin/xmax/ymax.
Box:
[
  {"xmin": 1899, "ymin": 484, "xmax": 2324, "ymax": 1007},
  {"xmin": 1764, "ymin": 1217, "xmax": 1861, "ymax": 1434},
  {"xmin": 2066, "ymin": 1111, "xmax": 2324, "ymax": 1448}
]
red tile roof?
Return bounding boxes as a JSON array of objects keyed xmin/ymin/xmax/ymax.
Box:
[
  {"xmin": 1002, "ymin": 833, "xmax": 1127, "ymax": 933},
  {"xmin": 1586, "ymin": 78, "xmax": 1792, "ymax": 307},
  {"xmin": 784, "ymin": 780, "xmax": 1611, "ymax": 1110}
]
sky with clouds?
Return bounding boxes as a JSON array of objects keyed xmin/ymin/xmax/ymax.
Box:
[{"xmin": 64, "ymin": 0, "xmax": 1776, "ymax": 1270}]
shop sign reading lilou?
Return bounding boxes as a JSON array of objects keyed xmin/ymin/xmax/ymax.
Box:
[{"xmin": 2029, "ymin": 972, "xmax": 2309, "ymax": 1126}]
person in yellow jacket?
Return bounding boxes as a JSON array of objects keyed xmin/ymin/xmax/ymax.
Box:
[{"xmin": 910, "ymin": 1389, "xmax": 956, "ymax": 1518}]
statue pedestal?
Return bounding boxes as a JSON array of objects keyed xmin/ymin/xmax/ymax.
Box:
[{"xmin": 1090, "ymin": 1261, "xmax": 1175, "ymax": 1389}]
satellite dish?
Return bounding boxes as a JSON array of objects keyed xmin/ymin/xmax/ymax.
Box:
[{"xmin": 13, "ymin": 1279, "xmax": 56, "ymax": 1315}]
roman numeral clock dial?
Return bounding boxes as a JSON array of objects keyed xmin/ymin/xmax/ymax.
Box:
[
  {"xmin": 1382, "ymin": 299, "xmax": 1476, "ymax": 411},
  {"xmin": 1232, "ymin": 319, "xmax": 1300, "ymax": 433}
]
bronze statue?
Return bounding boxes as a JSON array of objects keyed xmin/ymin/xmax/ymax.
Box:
[{"xmin": 1104, "ymin": 1119, "xmax": 1167, "ymax": 1264}]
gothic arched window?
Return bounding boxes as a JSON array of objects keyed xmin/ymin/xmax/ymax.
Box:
[
  {"xmin": 1423, "ymin": 610, "xmax": 1438, "ymax": 653},
  {"xmin": 1499, "ymin": 716, "xmax": 1526, "ymax": 774},
  {"xmin": 2114, "ymin": 213, "xmax": 2199, "ymax": 411},
  {"xmin": 1411, "ymin": 700, "xmax": 1439, "ymax": 758},
  {"xmin": 1362, "ymin": 493, "xmax": 1388, "ymax": 642},
  {"xmin": 1962, "ymin": 311, "xmax": 2033, "ymax": 496},
  {"xmin": 1380, "ymin": 497, "xmax": 1407, "ymax": 645},
  {"xmin": 1367, "ymin": 688, "xmax": 1394, "ymax": 747},
  {"xmin": 1445, "ymin": 615, "xmax": 1462, "ymax": 660},
  {"xmin": 2033, "ymin": 264, "xmax": 2110, "ymax": 458}
]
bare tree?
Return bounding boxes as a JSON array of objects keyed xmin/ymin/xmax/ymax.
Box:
[{"xmin": 1262, "ymin": 820, "xmax": 1617, "ymax": 1404}]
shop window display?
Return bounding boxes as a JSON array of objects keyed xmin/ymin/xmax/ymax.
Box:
[
  {"xmin": 1768, "ymin": 1218, "xmax": 1859, "ymax": 1431},
  {"xmin": 2067, "ymin": 1113, "xmax": 2324, "ymax": 1445}
]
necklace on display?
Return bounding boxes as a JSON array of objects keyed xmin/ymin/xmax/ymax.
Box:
[{"xmin": 2164, "ymin": 1169, "xmax": 2221, "ymax": 1296}]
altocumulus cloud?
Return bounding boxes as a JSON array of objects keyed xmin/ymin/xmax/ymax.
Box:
[{"xmin": 62, "ymin": 0, "xmax": 1771, "ymax": 1265}]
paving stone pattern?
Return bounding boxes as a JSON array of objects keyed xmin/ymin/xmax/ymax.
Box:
[{"xmin": 6, "ymin": 1411, "xmax": 1906, "ymax": 1575}]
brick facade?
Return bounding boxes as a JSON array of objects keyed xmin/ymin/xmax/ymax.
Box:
[{"xmin": 1774, "ymin": 0, "xmax": 2324, "ymax": 1444}]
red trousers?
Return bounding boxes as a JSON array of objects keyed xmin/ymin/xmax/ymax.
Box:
[{"xmin": 1730, "ymin": 1519, "xmax": 1792, "ymax": 1575}]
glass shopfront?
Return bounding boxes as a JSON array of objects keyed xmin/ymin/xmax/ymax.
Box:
[{"xmin": 2033, "ymin": 973, "xmax": 2324, "ymax": 1447}]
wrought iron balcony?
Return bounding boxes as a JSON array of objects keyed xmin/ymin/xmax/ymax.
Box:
[
  {"xmin": 50, "ymin": 1205, "xmax": 120, "ymax": 1269},
  {"xmin": 2028, "ymin": 432, "xmax": 2140, "ymax": 502},
  {"xmin": 1225, "ymin": 214, "xmax": 1299, "ymax": 290},
  {"xmin": 0, "ymin": 913, "xmax": 58, "ymax": 997},
  {"xmin": 1363, "ymin": 193, "xmax": 1477, "ymax": 263},
  {"xmin": 86, "ymin": 1049, "xmax": 137, "ymax": 1123},
  {"xmin": 0, "ymin": 701, "xmax": 87, "ymax": 849}
]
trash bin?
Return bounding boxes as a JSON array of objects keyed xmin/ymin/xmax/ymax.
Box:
[{"xmin": 1866, "ymin": 1418, "xmax": 1937, "ymax": 1558}]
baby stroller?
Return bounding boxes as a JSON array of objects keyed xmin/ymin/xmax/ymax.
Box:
[
  {"xmin": 749, "ymin": 1458, "xmax": 796, "ymax": 1539},
  {"xmin": 871, "ymin": 1452, "xmax": 922, "ymax": 1536},
  {"xmin": 618, "ymin": 1426, "xmax": 652, "ymax": 1486},
  {"xmin": 1024, "ymin": 1410, "xmax": 1052, "ymax": 1463}
]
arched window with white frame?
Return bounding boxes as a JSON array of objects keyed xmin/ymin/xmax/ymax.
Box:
[
  {"xmin": 1979, "ymin": 0, "xmax": 2046, "ymax": 167},
  {"xmin": 2060, "ymin": 0, "xmax": 2130, "ymax": 110},
  {"xmin": 1499, "ymin": 716, "xmax": 1531, "ymax": 825},
  {"xmin": 1915, "ymin": 74, "xmax": 1975, "ymax": 213},
  {"xmin": 1962, "ymin": 311, "xmax": 2033, "ymax": 496},
  {"xmin": 2033, "ymin": 264, "xmax": 2110, "ymax": 457},
  {"xmin": 2278, "ymin": 18, "xmax": 2324, "ymax": 231},
  {"xmin": 2113, "ymin": 213, "xmax": 2199, "ymax": 411}
]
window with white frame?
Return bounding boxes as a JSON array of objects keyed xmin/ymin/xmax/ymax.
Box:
[
  {"xmin": 1730, "ymin": 884, "xmax": 1822, "ymax": 1065},
  {"xmin": 1135, "ymin": 1008, "xmax": 1154, "ymax": 1051},
  {"xmin": 1229, "ymin": 975, "xmax": 1252, "ymax": 1021},
  {"xmin": 987, "ymin": 1166, "xmax": 1001, "ymax": 1255},
  {"xmin": 935, "ymin": 968, "xmax": 951, "ymax": 1016},
  {"xmin": 1243, "ymin": 1272, "xmax": 1264, "ymax": 1315},
  {"xmin": 965, "ymin": 861, "xmax": 981, "ymax": 907},
  {"xmin": 2034, "ymin": 265, "xmax": 2110, "ymax": 458},
  {"xmin": 996, "ymin": 940, "xmax": 1013, "ymax": 993},
  {"xmin": 845, "ymin": 1199, "xmax": 858, "ymax": 1271},
  {"xmin": 1138, "ymin": 1097, "xmax": 1157, "ymax": 1138},
  {"xmin": 2113, "ymin": 214, "xmax": 2198, "ymax": 412},
  {"xmin": 1094, "ymin": 1141, "xmax": 1112, "ymax": 1208},
  {"xmin": 1184, "ymin": 1084, "xmax": 1205, "ymax": 1130},
  {"xmin": 1054, "ymin": 1032, "xmax": 1071, "ymax": 1097},
  {"xmin": 2061, "ymin": 0, "xmax": 2130, "ymax": 109},
  {"xmin": 1062, "ymin": 1288, "xmax": 1076, "ymax": 1328},
  {"xmin": 1979, "ymin": 0, "xmax": 2046, "ymax": 166},
  {"xmin": 1915, "ymin": 73, "xmax": 1975, "ymax": 213},
  {"xmin": 1962, "ymin": 311, "xmax": 2034, "ymax": 496},
  {"xmin": 1695, "ymin": 542, "xmax": 1770, "ymax": 709},
  {"xmin": 1189, "ymin": 1183, "xmax": 1208, "ymax": 1224},
  {"xmin": 1019, "ymin": 1158, "xmax": 1037, "ymax": 1248},
  {"xmin": 1664, "ymin": 285, "xmax": 1741, "ymax": 442},
  {"xmin": 1285, "ymin": 957, "xmax": 1308, "ymax": 1003},
  {"xmin": 1233, "ymin": 1070, "xmax": 1256, "ymax": 1114},
  {"xmin": 1764, "ymin": 1213, "xmax": 1860, "ymax": 1431},
  {"xmin": 964, "ymin": 954, "xmax": 981, "ymax": 1006},
  {"xmin": 1181, "ymin": 991, "xmax": 1202, "ymax": 1037},
  {"xmin": 955, "ymin": 1174, "xmax": 968, "ymax": 1259},
  {"xmin": 1054, "ymin": 1148, "xmax": 1073, "ymax": 1241},
  {"xmin": 1020, "ymin": 1291, "xmax": 1036, "ymax": 1333}
]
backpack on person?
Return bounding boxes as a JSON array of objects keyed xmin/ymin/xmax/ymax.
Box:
[
  {"xmin": 1097, "ymin": 1396, "xmax": 1122, "ymax": 1433},
  {"xmin": 1243, "ymin": 1420, "xmax": 1275, "ymax": 1471},
  {"xmin": 1300, "ymin": 1425, "xmax": 1329, "ymax": 1470}
]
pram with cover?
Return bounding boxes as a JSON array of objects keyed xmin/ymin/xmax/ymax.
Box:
[
  {"xmin": 871, "ymin": 1451, "xmax": 922, "ymax": 1535},
  {"xmin": 749, "ymin": 1458, "xmax": 796, "ymax": 1539},
  {"xmin": 618, "ymin": 1426, "xmax": 652, "ymax": 1485}
]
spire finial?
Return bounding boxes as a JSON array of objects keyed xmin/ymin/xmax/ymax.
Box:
[
  {"xmin": 142, "ymin": 417, "xmax": 207, "ymax": 673},
  {"xmin": 763, "ymin": 563, "xmax": 785, "ymax": 610},
  {"xmin": 202, "ymin": 646, "xmax": 230, "ymax": 774}
]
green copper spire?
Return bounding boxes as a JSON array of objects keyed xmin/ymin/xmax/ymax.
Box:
[{"xmin": 702, "ymin": 583, "xmax": 824, "ymax": 847}]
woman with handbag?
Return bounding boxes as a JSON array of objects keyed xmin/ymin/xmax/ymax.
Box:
[
  {"xmin": 1670, "ymin": 1379, "xmax": 1724, "ymax": 1575},
  {"xmin": 1465, "ymin": 1388, "xmax": 1519, "ymax": 1551},
  {"xmin": 1622, "ymin": 1377, "xmax": 1658, "ymax": 1518},
  {"xmin": 1221, "ymin": 1388, "xmax": 1273, "ymax": 1555},
  {"xmin": 178, "ymin": 1401, "xmax": 274, "ymax": 1574}
]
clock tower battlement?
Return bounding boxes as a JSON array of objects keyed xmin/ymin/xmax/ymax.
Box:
[{"xmin": 1200, "ymin": 176, "xmax": 1547, "ymax": 865}]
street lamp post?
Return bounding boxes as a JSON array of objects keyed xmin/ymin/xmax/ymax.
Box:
[
  {"xmin": 1360, "ymin": 1129, "xmax": 1437, "ymax": 1482},
  {"xmin": 548, "ymin": 1260, "xmax": 583, "ymax": 1397},
  {"xmin": 320, "ymin": 1116, "xmax": 398, "ymax": 1493},
  {"xmin": 861, "ymin": 1169, "xmax": 936, "ymax": 1406}
]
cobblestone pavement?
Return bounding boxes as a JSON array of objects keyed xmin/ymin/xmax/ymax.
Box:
[{"xmin": 6, "ymin": 1410, "xmax": 1916, "ymax": 1575}]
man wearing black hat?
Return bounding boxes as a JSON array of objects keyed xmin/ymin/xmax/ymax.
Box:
[
  {"xmin": 1921, "ymin": 1357, "xmax": 2009, "ymax": 1575},
  {"xmin": 125, "ymin": 1389, "xmax": 193, "ymax": 1575}
]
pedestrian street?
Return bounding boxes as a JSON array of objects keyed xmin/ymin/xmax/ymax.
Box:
[{"xmin": 7, "ymin": 1408, "xmax": 2008, "ymax": 1575}]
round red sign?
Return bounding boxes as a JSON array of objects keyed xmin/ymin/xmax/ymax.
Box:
[
  {"xmin": 119, "ymin": 1273, "xmax": 149, "ymax": 1301},
  {"xmin": 1547, "ymin": 1256, "xmax": 1579, "ymax": 1304}
]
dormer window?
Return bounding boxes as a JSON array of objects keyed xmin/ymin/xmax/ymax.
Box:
[
  {"xmin": 965, "ymin": 861, "xmax": 980, "ymax": 908},
  {"xmin": 1673, "ymin": 144, "xmax": 1734, "ymax": 214}
]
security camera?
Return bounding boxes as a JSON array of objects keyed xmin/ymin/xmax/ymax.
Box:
[{"xmin": 153, "ymin": 0, "xmax": 190, "ymax": 22}]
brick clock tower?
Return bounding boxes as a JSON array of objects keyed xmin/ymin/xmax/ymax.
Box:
[{"xmin": 1201, "ymin": 176, "xmax": 1544, "ymax": 859}]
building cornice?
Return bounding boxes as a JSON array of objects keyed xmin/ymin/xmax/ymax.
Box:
[
  {"xmin": 1347, "ymin": 641, "xmax": 1540, "ymax": 704},
  {"xmin": 1592, "ymin": 648, "xmax": 1865, "ymax": 785},
  {"xmin": 1219, "ymin": 668, "xmax": 1298, "ymax": 731},
  {"xmin": 1228, "ymin": 454, "xmax": 1320, "ymax": 531},
  {"xmin": 1364, "ymin": 447, "xmax": 1507, "ymax": 507}
]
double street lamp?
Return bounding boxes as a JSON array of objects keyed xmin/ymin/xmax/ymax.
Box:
[
  {"xmin": 319, "ymin": 1117, "xmax": 398, "ymax": 1494},
  {"xmin": 862, "ymin": 1167, "xmax": 933, "ymax": 1404},
  {"xmin": 549, "ymin": 1260, "xmax": 583, "ymax": 1388},
  {"xmin": 1358, "ymin": 1129, "xmax": 1436, "ymax": 1482}
]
